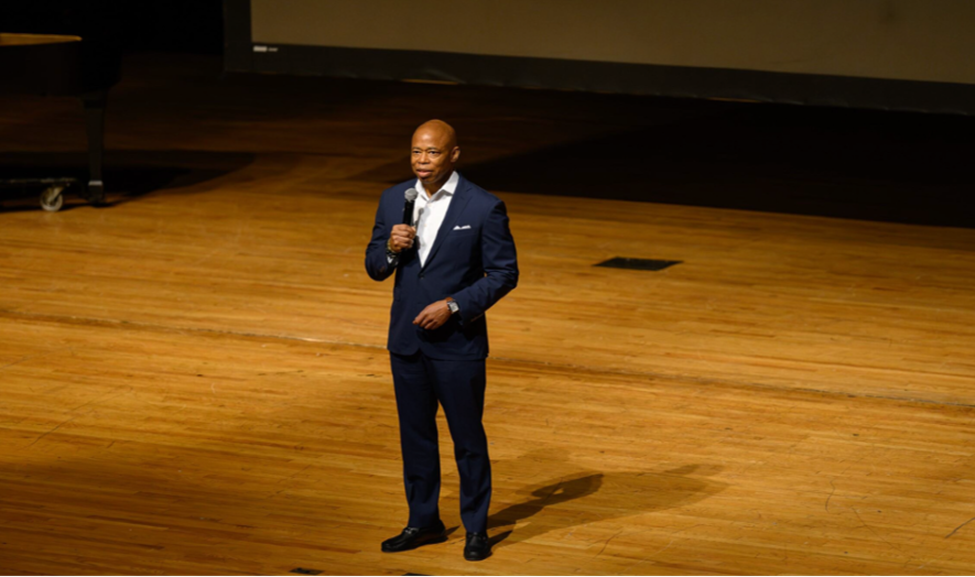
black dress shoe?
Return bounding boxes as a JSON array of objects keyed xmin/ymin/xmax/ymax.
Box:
[
  {"xmin": 381, "ymin": 520, "xmax": 447, "ymax": 552},
  {"xmin": 463, "ymin": 531, "xmax": 491, "ymax": 561}
]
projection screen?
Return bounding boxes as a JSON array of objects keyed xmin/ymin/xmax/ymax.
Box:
[{"xmin": 224, "ymin": 0, "xmax": 975, "ymax": 114}]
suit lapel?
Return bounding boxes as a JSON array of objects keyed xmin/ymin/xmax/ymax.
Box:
[{"xmin": 421, "ymin": 174, "xmax": 472, "ymax": 271}]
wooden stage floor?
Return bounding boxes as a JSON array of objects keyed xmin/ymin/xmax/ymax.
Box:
[{"xmin": 2, "ymin": 55, "xmax": 975, "ymax": 575}]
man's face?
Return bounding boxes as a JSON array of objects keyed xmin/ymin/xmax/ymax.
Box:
[{"xmin": 411, "ymin": 127, "xmax": 459, "ymax": 191}]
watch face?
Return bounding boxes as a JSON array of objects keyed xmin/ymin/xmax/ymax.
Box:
[{"xmin": 448, "ymin": 301, "xmax": 459, "ymax": 313}]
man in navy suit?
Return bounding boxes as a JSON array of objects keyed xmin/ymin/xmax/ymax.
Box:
[{"xmin": 365, "ymin": 120, "xmax": 518, "ymax": 561}]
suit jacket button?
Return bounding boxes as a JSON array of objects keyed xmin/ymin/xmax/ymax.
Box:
[{"xmin": 419, "ymin": 273, "xmax": 424, "ymax": 279}]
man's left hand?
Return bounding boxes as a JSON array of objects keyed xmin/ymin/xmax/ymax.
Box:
[{"xmin": 413, "ymin": 300, "xmax": 453, "ymax": 330}]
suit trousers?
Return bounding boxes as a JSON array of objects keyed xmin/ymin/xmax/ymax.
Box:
[{"xmin": 389, "ymin": 351, "xmax": 491, "ymax": 533}]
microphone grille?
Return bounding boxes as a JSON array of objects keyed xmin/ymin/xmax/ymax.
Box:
[{"xmin": 404, "ymin": 188, "xmax": 419, "ymax": 202}]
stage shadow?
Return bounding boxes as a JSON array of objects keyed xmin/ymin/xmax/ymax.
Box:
[
  {"xmin": 485, "ymin": 450, "xmax": 727, "ymax": 549},
  {"xmin": 356, "ymin": 102, "xmax": 975, "ymax": 229},
  {"xmin": 0, "ymin": 150, "xmax": 254, "ymax": 212},
  {"xmin": 0, "ymin": 452, "xmax": 359, "ymax": 573}
]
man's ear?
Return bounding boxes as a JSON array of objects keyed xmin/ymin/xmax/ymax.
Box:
[{"xmin": 451, "ymin": 146, "xmax": 461, "ymax": 163}]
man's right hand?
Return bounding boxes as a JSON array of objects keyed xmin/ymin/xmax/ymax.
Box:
[{"xmin": 388, "ymin": 225, "xmax": 416, "ymax": 253}]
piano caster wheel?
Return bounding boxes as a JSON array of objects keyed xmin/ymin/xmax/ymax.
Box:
[{"xmin": 40, "ymin": 185, "xmax": 65, "ymax": 212}]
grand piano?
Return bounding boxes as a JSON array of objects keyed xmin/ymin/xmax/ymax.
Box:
[{"xmin": 0, "ymin": 32, "xmax": 120, "ymax": 211}]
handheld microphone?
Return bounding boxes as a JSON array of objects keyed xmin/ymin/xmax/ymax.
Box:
[{"xmin": 403, "ymin": 188, "xmax": 418, "ymax": 226}]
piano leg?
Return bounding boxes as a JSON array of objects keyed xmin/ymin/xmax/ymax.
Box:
[{"xmin": 81, "ymin": 91, "xmax": 107, "ymax": 204}]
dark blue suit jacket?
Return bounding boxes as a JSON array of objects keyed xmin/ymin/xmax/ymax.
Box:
[{"xmin": 365, "ymin": 173, "xmax": 518, "ymax": 360}]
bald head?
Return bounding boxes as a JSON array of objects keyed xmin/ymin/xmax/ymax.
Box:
[
  {"xmin": 413, "ymin": 119, "xmax": 458, "ymax": 149},
  {"xmin": 411, "ymin": 119, "xmax": 461, "ymax": 194}
]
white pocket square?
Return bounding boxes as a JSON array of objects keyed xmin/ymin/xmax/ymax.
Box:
[{"xmin": 453, "ymin": 224, "xmax": 472, "ymax": 230}]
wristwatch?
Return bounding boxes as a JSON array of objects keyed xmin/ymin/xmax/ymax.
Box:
[
  {"xmin": 385, "ymin": 238, "xmax": 399, "ymax": 259},
  {"xmin": 446, "ymin": 298, "xmax": 460, "ymax": 315}
]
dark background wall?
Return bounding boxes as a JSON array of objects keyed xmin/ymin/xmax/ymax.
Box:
[{"xmin": 1, "ymin": 0, "xmax": 223, "ymax": 54}]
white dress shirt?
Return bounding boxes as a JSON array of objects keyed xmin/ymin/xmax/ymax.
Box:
[{"xmin": 412, "ymin": 171, "xmax": 458, "ymax": 267}]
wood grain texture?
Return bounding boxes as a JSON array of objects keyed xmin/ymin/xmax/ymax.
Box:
[{"xmin": 1, "ymin": 54, "xmax": 974, "ymax": 575}]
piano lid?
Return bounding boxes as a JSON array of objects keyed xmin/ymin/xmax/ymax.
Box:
[{"xmin": 0, "ymin": 33, "xmax": 83, "ymax": 46}]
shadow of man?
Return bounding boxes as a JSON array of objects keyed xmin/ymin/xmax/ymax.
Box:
[{"xmin": 485, "ymin": 451, "xmax": 727, "ymax": 549}]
